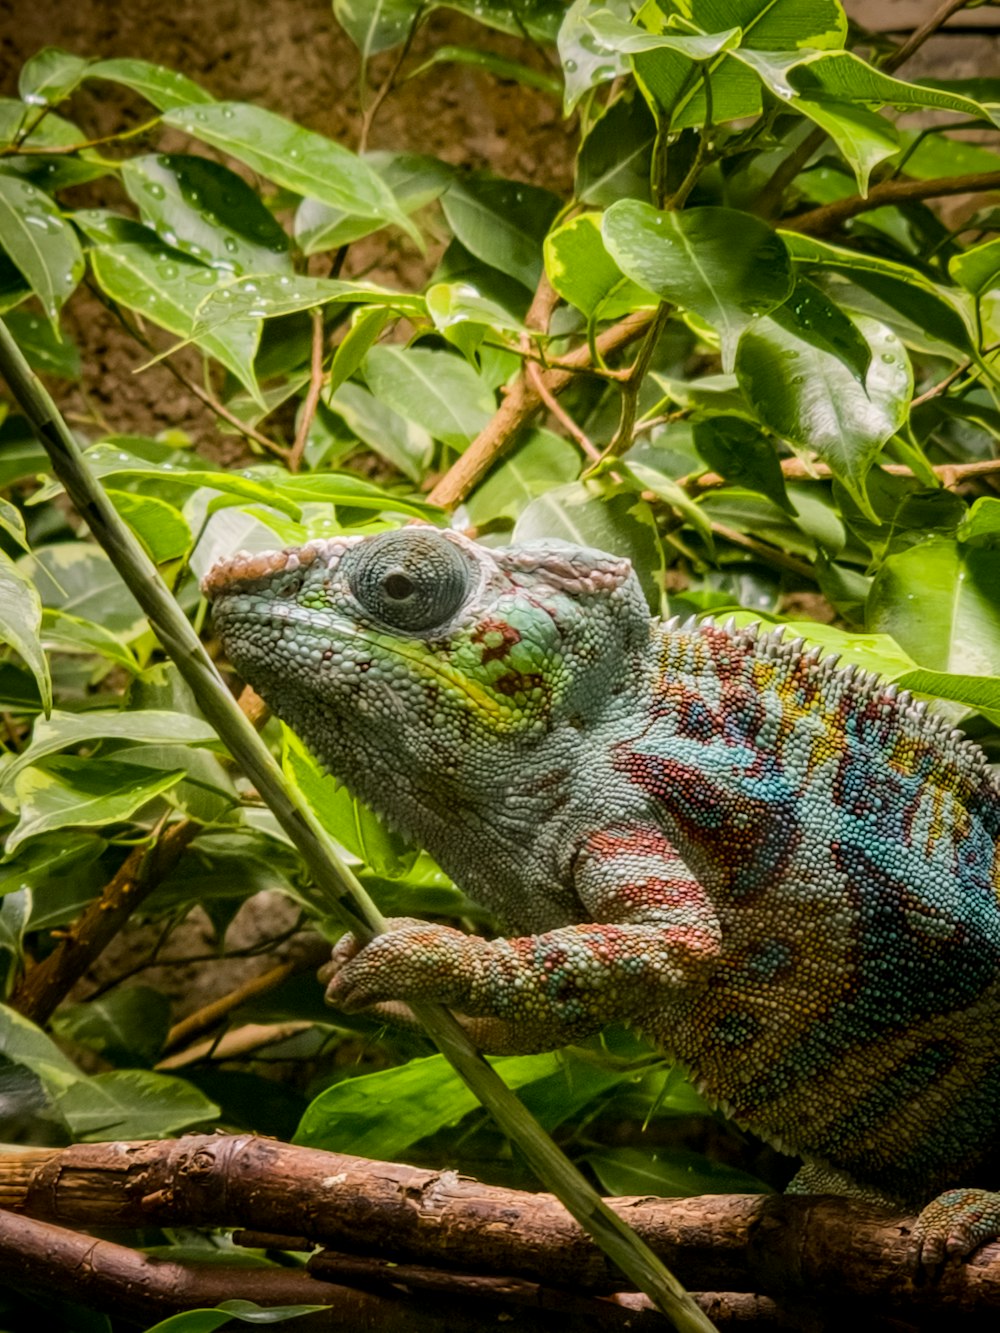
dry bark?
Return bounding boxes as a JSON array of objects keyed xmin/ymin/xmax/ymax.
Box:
[{"xmin": 1, "ymin": 1135, "xmax": 998, "ymax": 1320}]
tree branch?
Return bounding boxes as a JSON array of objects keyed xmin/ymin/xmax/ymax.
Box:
[
  {"xmin": 9, "ymin": 819, "xmax": 198, "ymax": 1025},
  {"xmin": 288, "ymin": 307, "xmax": 326, "ymax": 473},
  {"xmin": 788, "ymin": 170, "xmax": 1000, "ymax": 236},
  {"xmin": 2, "ymin": 1137, "xmax": 998, "ymax": 1318},
  {"xmin": 427, "ymin": 309, "xmax": 652, "ymax": 510}
]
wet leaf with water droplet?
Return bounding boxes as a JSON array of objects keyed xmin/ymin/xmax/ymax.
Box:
[
  {"xmin": 162, "ymin": 102, "xmax": 420, "ymax": 245},
  {"xmin": 84, "ymin": 57, "xmax": 214, "ymax": 111},
  {"xmin": 736, "ymin": 311, "xmax": 912, "ymax": 519},
  {"xmin": 603, "ymin": 202, "xmax": 794, "ymax": 371},
  {"xmin": 121, "ymin": 155, "xmax": 291, "ymax": 276},
  {"xmin": 18, "ymin": 47, "xmax": 91, "ymax": 107},
  {"xmin": 89, "ymin": 242, "xmax": 261, "ymax": 404},
  {"xmin": 0, "ymin": 174, "xmax": 83, "ymax": 324}
]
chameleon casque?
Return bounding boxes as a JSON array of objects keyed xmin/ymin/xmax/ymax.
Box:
[{"xmin": 204, "ymin": 526, "xmax": 1000, "ymax": 1266}]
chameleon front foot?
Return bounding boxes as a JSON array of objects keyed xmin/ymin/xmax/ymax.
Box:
[
  {"xmin": 321, "ymin": 917, "xmax": 481, "ymax": 1013},
  {"xmin": 909, "ymin": 1188, "xmax": 1000, "ymax": 1273}
]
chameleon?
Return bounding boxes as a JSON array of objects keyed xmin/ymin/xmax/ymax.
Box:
[{"xmin": 204, "ymin": 526, "xmax": 1000, "ymax": 1268}]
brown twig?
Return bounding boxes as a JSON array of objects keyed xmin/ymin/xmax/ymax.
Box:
[
  {"xmin": 87, "ymin": 280, "xmax": 290, "ymax": 459},
  {"xmin": 882, "ymin": 0, "xmax": 972, "ymax": 72},
  {"xmin": 527, "ymin": 360, "xmax": 601, "ymax": 462},
  {"xmin": 788, "ymin": 170, "xmax": 1000, "ymax": 236},
  {"xmin": 9, "ymin": 819, "xmax": 199, "ymax": 1026},
  {"xmin": 427, "ymin": 309, "xmax": 652, "ymax": 510},
  {"xmin": 288, "ymin": 308, "xmax": 326, "ymax": 473},
  {"xmin": 755, "ymin": 0, "xmax": 972, "ymax": 219},
  {"xmin": 157, "ymin": 1020, "xmax": 320, "ymax": 1068},
  {"xmin": 688, "ymin": 453, "xmax": 1000, "ymax": 495},
  {"xmin": 160, "ymin": 935, "xmax": 330, "ymax": 1056},
  {"xmin": 358, "ymin": 6, "xmax": 426, "ymax": 153}
]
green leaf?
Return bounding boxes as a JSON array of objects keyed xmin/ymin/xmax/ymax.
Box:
[
  {"xmin": 17, "ymin": 542, "xmax": 146, "ymax": 636},
  {"xmin": 441, "ymin": 176, "xmax": 562, "ymax": 291},
  {"xmin": 410, "ymin": 45, "xmax": 562, "ymax": 95},
  {"xmin": 777, "ymin": 277, "xmax": 872, "ymax": 382},
  {"xmin": 2, "ymin": 309, "xmax": 80, "ymax": 377},
  {"xmin": 282, "ymin": 727, "xmax": 413, "ymax": 876},
  {"xmin": 294, "ymin": 151, "xmax": 453, "ymax": 253},
  {"xmin": 193, "ymin": 273, "xmax": 423, "ymax": 331},
  {"xmin": 632, "ymin": 0, "xmax": 846, "ymax": 130},
  {"xmin": 51, "ymin": 986, "xmax": 171, "ymax": 1066},
  {"xmin": 334, "ymin": 0, "xmax": 422, "ymax": 57},
  {"xmin": 602, "ymin": 203, "xmax": 794, "ymax": 370},
  {"xmin": 294, "ymin": 1051, "xmax": 564, "ymax": 1155},
  {"xmin": 363, "ymin": 344, "xmax": 494, "ymax": 449},
  {"xmin": 143, "ymin": 1303, "xmax": 327, "ymax": 1333},
  {"xmin": 7, "ymin": 757, "xmax": 187, "ymax": 855},
  {"xmin": 0, "ymin": 177, "xmax": 84, "ymax": 324},
  {"xmin": 582, "ymin": 6, "xmax": 741, "ymax": 58},
  {"xmin": 57, "ymin": 1069, "xmax": 219, "ymax": 1139},
  {"xmin": 323, "ymin": 381, "xmax": 432, "ymax": 481},
  {"xmin": 120, "ymin": 154, "xmax": 292, "ymax": 275},
  {"xmin": 0, "ymin": 549, "xmax": 51, "ymax": 715},
  {"xmin": 867, "ymin": 538, "xmax": 1000, "ymax": 675},
  {"xmin": 559, "ymin": 0, "xmax": 630, "ymax": 113},
  {"xmin": 18, "ymin": 48, "xmax": 90, "ymax": 106},
  {"xmin": 731, "ymin": 50, "xmax": 900, "ymax": 193},
  {"xmin": 105, "ymin": 489, "xmax": 192, "ymax": 565},
  {"xmin": 545, "ymin": 213, "xmax": 657, "ymax": 321},
  {"xmin": 692, "ymin": 416, "xmax": 794, "ymax": 515},
  {"xmin": 893, "ymin": 668, "xmax": 1000, "ymax": 727},
  {"xmin": 162, "ymin": 103, "xmax": 419, "ymax": 243},
  {"xmin": 736, "ymin": 313, "xmax": 911, "ymax": 518},
  {"xmin": 276, "ymin": 471, "xmax": 441, "ymax": 522},
  {"xmin": 791, "ymin": 49, "xmax": 997, "ymax": 120},
  {"xmin": 950, "ymin": 236, "xmax": 1000, "ymax": 298},
  {"xmin": 958, "ymin": 496, "xmax": 1000, "ymax": 547},
  {"xmin": 89, "ymin": 244, "xmax": 261, "ymax": 403},
  {"xmin": 0, "ymin": 496, "xmax": 27, "ymax": 551},
  {"xmin": 576, "ymin": 89, "xmax": 656, "ymax": 208},
  {"xmin": 0, "ymin": 1002, "xmax": 81, "ymax": 1091},
  {"xmin": 1, "ymin": 708, "xmax": 219, "ymax": 797},
  {"xmin": 782, "ymin": 231, "xmax": 974, "ymax": 356},
  {"xmin": 86, "ymin": 57, "xmax": 215, "ymax": 110},
  {"xmin": 467, "ymin": 428, "xmax": 580, "ymax": 525},
  {"xmin": 587, "ymin": 1146, "xmax": 770, "ymax": 1198},
  {"xmin": 0, "ymin": 831, "xmax": 105, "ymax": 900},
  {"xmin": 0, "ymin": 887, "xmax": 30, "ymax": 975}
]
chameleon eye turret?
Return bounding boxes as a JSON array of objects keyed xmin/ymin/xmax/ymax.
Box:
[{"xmin": 347, "ymin": 528, "xmax": 473, "ymax": 634}]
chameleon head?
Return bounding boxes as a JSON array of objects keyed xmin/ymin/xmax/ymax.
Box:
[{"xmin": 202, "ymin": 527, "xmax": 650, "ymax": 788}]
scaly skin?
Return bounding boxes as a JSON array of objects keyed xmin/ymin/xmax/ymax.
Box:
[{"xmin": 204, "ymin": 527, "xmax": 1000, "ymax": 1268}]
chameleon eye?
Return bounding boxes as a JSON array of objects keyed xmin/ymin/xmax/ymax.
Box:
[{"xmin": 348, "ymin": 530, "xmax": 472, "ymax": 633}]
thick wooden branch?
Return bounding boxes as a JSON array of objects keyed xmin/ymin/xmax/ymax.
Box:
[
  {"xmin": 2, "ymin": 1135, "xmax": 998, "ymax": 1318},
  {"xmin": 0, "ymin": 1206, "xmax": 613, "ymax": 1332}
]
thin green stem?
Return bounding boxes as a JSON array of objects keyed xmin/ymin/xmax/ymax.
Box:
[{"xmin": 0, "ymin": 319, "xmax": 715, "ymax": 1333}]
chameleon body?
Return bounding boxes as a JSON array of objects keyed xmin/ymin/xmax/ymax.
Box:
[{"xmin": 204, "ymin": 528, "xmax": 1000, "ymax": 1265}]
